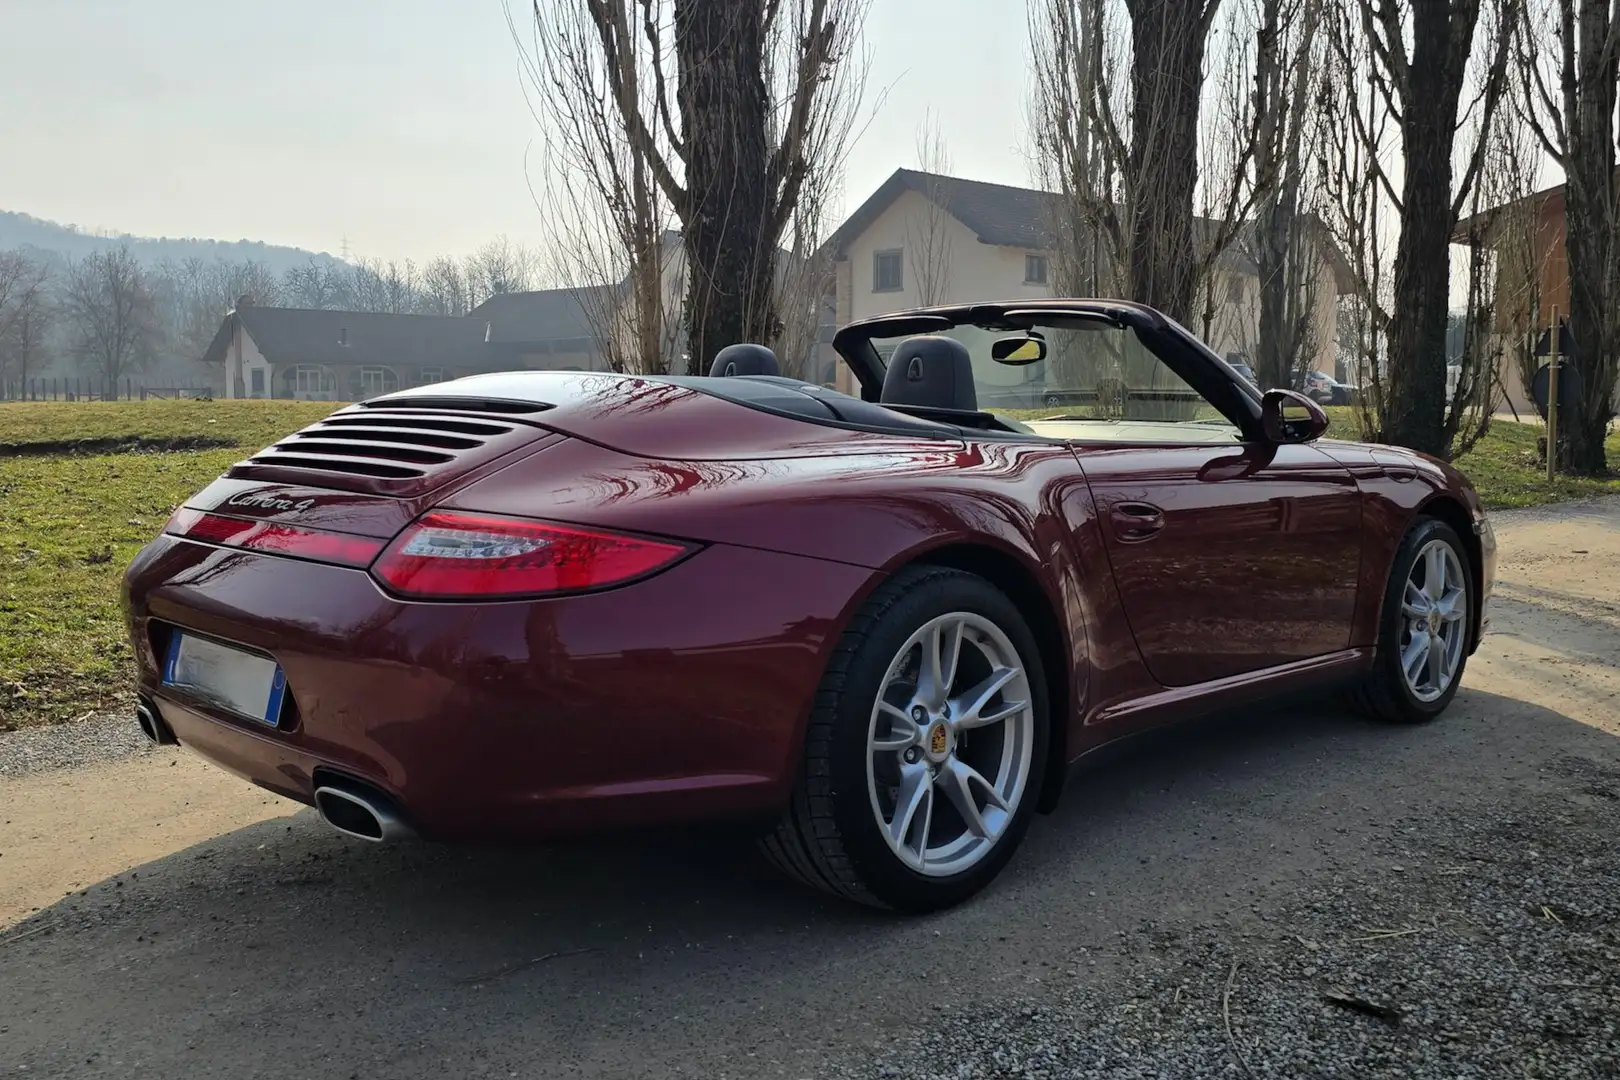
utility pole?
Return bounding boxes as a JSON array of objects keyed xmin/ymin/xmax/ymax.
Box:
[{"xmin": 1546, "ymin": 305, "xmax": 1560, "ymax": 483}]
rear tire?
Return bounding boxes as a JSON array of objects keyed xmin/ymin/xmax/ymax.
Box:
[
  {"xmin": 1352, "ymin": 518, "xmax": 1474, "ymax": 724},
  {"xmin": 760, "ymin": 566, "xmax": 1050, "ymax": 911}
]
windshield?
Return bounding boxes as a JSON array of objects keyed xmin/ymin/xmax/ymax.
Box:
[{"xmin": 868, "ymin": 318, "xmax": 1241, "ymax": 440}]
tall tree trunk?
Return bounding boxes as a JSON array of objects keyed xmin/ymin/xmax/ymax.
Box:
[
  {"xmin": 1560, "ymin": 0, "xmax": 1619, "ymax": 476},
  {"xmin": 1255, "ymin": 192, "xmax": 1297, "ymax": 389},
  {"xmin": 1254, "ymin": 0, "xmax": 1315, "ymax": 392},
  {"xmin": 1123, "ymin": 0, "xmax": 1213, "ymax": 325},
  {"xmin": 676, "ymin": 0, "xmax": 777, "ymax": 375},
  {"xmin": 1382, "ymin": 4, "xmax": 1477, "ymax": 456}
]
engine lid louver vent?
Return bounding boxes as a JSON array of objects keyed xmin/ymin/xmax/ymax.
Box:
[{"xmin": 226, "ymin": 404, "xmax": 559, "ymax": 497}]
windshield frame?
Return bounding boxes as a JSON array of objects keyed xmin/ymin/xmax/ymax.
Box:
[{"xmin": 831, "ymin": 300, "xmax": 1267, "ymax": 442}]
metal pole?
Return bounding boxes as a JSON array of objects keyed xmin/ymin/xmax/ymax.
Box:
[{"xmin": 1546, "ymin": 305, "xmax": 1560, "ymax": 483}]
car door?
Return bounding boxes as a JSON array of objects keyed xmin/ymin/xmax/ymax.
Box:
[{"xmin": 1075, "ymin": 438, "xmax": 1362, "ymax": 688}]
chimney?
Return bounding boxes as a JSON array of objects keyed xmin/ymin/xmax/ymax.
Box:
[{"xmin": 235, "ymin": 293, "xmax": 255, "ymax": 309}]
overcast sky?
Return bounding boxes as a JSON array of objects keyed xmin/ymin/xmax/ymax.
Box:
[{"xmin": 0, "ymin": 0, "xmax": 1035, "ymax": 263}]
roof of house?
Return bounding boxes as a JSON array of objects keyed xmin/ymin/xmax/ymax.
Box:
[
  {"xmin": 201, "ymin": 306, "xmax": 490, "ymax": 370},
  {"xmin": 200, "ymin": 285, "xmax": 620, "ymax": 370},
  {"xmin": 1452, "ymin": 179, "xmax": 1567, "ymax": 243},
  {"xmin": 468, "ymin": 286, "xmax": 616, "ymax": 344},
  {"xmin": 825, "ymin": 168, "xmax": 1355, "ymax": 294},
  {"xmin": 824, "ymin": 169, "xmax": 1060, "ymax": 255}
]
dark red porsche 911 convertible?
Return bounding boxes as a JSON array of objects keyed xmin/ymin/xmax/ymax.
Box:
[{"xmin": 122, "ymin": 299, "xmax": 1496, "ymax": 911}]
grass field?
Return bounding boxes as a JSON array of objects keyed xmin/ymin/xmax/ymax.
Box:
[
  {"xmin": 0, "ymin": 401, "xmax": 339, "ymax": 729},
  {"xmin": 0, "ymin": 398, "xmax": 1615, "ymax": 729}
]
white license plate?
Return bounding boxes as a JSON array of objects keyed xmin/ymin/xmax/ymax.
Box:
[{"xmin": 162, "ymin": 632, "xmax": 287, "ymax": 726}]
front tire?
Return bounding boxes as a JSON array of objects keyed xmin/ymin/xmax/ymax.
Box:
[
  {"xmin": 1353, "ymin": 518, "xmax": 1474, "ymax": 724},
  {"xmin": 760, "ymin": 566, "xmax": 1050, "ymax": 911}
]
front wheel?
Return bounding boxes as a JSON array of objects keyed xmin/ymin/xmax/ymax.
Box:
[
  {"xmin": 1352, "ymin": 518, "xmax": 1474, "ymax": 723},
  {"xmin": 760, "ymin": 567, "xmax": 1050, "ymax": 911}
]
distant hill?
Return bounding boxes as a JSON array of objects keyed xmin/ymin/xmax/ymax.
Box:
[{"xmin": 0, "ymin": 210, "xmax": 345, "ymax": 275}]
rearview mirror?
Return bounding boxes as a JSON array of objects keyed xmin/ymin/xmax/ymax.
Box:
[
  {"xmin": 992, "ymin": 334, "xmax": 1047, "ymax": 365},
  {"xmin": 1261, "ymin": 389, "xmax": 1329, "ymax": 444}
]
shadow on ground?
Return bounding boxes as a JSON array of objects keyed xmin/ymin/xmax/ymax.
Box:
[{"xmin": 3, "ymin": 687, "xmax": 1617, "ymax": 1079}]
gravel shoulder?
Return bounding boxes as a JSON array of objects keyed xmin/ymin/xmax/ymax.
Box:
[{"xmin": 1, "ymin": 497, "xmax": 1617, "ymax": 1078}]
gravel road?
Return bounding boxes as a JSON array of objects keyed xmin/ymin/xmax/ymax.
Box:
[{"xmin": 1, "ymin": 497, "xmax": 1617, "ymax": 1079}]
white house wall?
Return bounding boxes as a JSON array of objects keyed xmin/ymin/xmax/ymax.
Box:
[
  {"xmin": 224, "ymin": 326, "xmax": 271, "ymax": 400},
  {"xmin": 843, "ymin": 190, "xmax": 1055, "ymax": 323}
]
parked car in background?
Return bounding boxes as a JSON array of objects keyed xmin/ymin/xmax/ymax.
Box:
[
  {"xmin": 1229, "ymin": 360, "xmax": 1257, "ymax": 385},
  {"xmin": 1303, "ymin": 370, "xmax": 1358, "ymax": 406},
  {"xmin": 1302, "ymin": 370, "xmax": 1336, "ymax": 404}
]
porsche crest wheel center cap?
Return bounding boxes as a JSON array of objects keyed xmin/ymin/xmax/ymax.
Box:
[{"xmin": 925, "ymin": 720, "xmax": 952, "ymax": 762}]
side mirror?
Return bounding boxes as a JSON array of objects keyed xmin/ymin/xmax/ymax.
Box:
[
  {"xmin": 992, "ymin": 334, "xmax": 1047, "ymax": 365},
  {"xmin": 1261, "ymin": 388, "xmax": 1329, "ymax": 444}
]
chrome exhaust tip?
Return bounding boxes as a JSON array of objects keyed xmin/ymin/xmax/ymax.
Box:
[
  {"xmin": 313, "ymin": 784, "xmax": 414, "ymax": 843},
  {"xmin": 135, "ymin": 700, "xmax": 177, "ymax": 746}
]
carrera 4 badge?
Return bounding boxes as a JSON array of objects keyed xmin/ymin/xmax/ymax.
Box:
[{"xmin": 225, "ymin": 492, "xmax": 318, "ymax": 513}]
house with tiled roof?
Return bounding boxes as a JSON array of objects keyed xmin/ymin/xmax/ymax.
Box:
[
  {"xmin": 1453, "ymin": 179, "xmax": 1620, "ymax": 418},
  {"xmin": 203, "ymin": 285, "xmax": 618, "ymax": 400},
  {"xmin": 821, "ymin": 169, "xmax": 1353, "ymax": 392}
]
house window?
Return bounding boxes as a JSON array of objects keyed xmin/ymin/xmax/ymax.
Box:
[
  {"xmin": 357, "ymin": 366, "xmax": 399, "ymax": 397},
  {"xmin": 249, "ymin": 368, "xmax": 265, "ymax": 397},
  {"xmin": 288, "ymin": 365, "xmax": 335, "ymax": 400},
  {"xmin": 1226, "ymin": 276, "xmax": 1246, "ymax": 306},
  {"xmin": 419, "ymin": 368, "xmax": 445, "ymax": 386},
  {"xmin": 873, "ymin": 249, "xmax": 903, "ymax": 292},
  {"xmin": 1024, "ymin": 253, "xmax": 1048, "ymax": 285}
]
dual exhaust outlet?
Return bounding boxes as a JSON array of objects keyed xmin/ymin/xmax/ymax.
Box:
[
  {"xmin": 134, "ymin": 700, "xmax": 412, "ymax": 843},
  {"xmin": 311, "ymin": 783, "xmax": 415, "ymax": 844},
  {"xmin": 135, "ymin": 700, "xmax": 178, "ymax": 746}
]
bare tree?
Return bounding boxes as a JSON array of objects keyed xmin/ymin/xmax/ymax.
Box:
[
  {"xmin": 380, "ymin": 259, "xmax": 423, "ymax": 314},
  {"xmin": 515, "ymin": 1, "xmax": 683, "ymax": 373},
  {"xmin": 1446, "ymin": 118, "xmax": 1535, "ymax": 455},
  {"xmin": 0, "ymin": 251, "xmax": 54, "ymax": 386},
  {"xmin": 342, "ymin": 257, "xmax": 431, "ymax": 314},
  {"xmin": 1515, "ymin": 0, "xmax": 1620, "ymax": 474},
  {"xmin": 774, "ymin": 167, "xmax": 841, "ymax": 380},
  {"xmin": 152, "ymin": 257, "xmax": 285, "ymax": 363},
  {"xmin": 62, "ymin": 247, "xmax": 160, "ymax": 394},
  {"xmin": 1322, "ymin": 0, "xmax": 1517, "ymax": 457},
  {"xmin": 1035, "ymin": 0, "xmax": 1135, "ymax": 298},
  {"xmin": 1031, "ymin": 0, "xmax": 1277, "ymax": 326},
  {"xmin": 1122, "ymin": 0, "xmax": 1244, "ymax": 324},
  {"xmin": 421, "ymin": 256, "xmax": 472, "ymax": 316},
  {"xmin": 1029, "ymin": 0, "xmax": 1128, "ymax": 300},
  {"xmin": 1488, "ymin": 112, "xmax": 1552, "ymax": 411},
  {"xmin": 517, "ymin": 0, "xmax": 870, "ymax": 375},
  {"xmin": 282, "ymin": 259, "xmax": 352, "ymax": 310},
  {"xmin": 906, "ymin": 110, "xmax": 954, "ymax": 306},
  {"xmin": 464, "ymin": 236, "xmax": 540, "ymax": 308},
  {"xmin": 1247, "ymin": 0, "xmax": 1325, "ymax": 390}
]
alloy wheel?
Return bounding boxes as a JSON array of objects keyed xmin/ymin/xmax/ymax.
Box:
[
  {"xmin": 865, "ymin": 612, "xmax": 1035, "ymax": 877},
  {"xmin": 1399, "ymin": 539, "xmax": 1468, "ymax": 702}
]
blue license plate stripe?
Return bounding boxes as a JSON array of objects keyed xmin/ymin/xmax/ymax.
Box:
[
  {"xmin": 264, "ymin": 668, "xmax": 288, "ymax": 724},
  {"xmin": 163, "ymin": 630, "xmax": 183, "ymax": 684}
]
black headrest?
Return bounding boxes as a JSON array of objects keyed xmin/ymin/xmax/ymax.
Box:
[
  {"xmin": 880, "ymin": 335, "xmax": 978, "ymax": 412},
  {"xmin": 709, "ymin": 344, "xmax": 781, "ymax": 378}
]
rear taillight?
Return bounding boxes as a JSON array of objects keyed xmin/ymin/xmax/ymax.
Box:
[
  {"xmin": 165, "ymin": 508, "xmax": 386, "ymax": 568},
  {"xmin": 370, "ymin": 511, "xmax": 694, "ymax": 599}
]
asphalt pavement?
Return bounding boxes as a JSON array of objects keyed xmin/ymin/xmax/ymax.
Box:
[{"xmin": 2, "ymin": 498, "xmax": 1616, "ymax": 1079}]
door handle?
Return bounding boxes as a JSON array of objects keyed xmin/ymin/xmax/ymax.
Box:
[{"xmin": 1109, "ymin": 501, "xmax": 1165, "ymax": 542}]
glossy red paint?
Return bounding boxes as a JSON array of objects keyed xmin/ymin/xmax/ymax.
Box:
[{"xmin": 121, "ymin": 300, "xmax": 1496, "ymax": 845}]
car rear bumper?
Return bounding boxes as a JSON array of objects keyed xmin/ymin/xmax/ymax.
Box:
[{"xmin": 123, "ymin": 535, "xmax": 875, "ymax": 842}]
